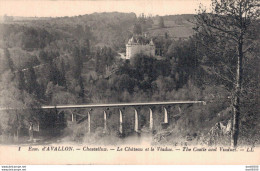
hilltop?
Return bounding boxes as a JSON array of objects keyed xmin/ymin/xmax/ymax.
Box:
[{"xmin": 1, "ymin": 12, "xmax": 195, "ymax": 51}]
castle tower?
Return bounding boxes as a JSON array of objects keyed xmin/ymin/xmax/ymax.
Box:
[{"xmin": 126, "ymin": 37, "xmax": 155, "ymax": 59}]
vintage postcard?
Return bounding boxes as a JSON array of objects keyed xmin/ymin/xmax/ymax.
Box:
[{"xmin": 0, "ymin": 0, "xmax": 259, "ymax": 165}]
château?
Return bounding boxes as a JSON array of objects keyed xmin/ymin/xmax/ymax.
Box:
[{"xmin": 125, "ymin": 36, "xmax": 155, "ymax": 59}]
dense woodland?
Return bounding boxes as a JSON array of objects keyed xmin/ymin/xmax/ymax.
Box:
[{"xmin": 0, "ymin": 5, "xmax": 259, "ymax": 146}]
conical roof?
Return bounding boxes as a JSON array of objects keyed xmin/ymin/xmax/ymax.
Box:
[
  {"xmin": 128, "ymin": 37, "xmax": 135, "ymax": 44},
  {"xmin": 149, "ymin": 39, "xmax": 154, "ymax": 45}
]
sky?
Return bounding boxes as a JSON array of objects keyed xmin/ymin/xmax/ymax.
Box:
[{"xmin": 0, "ymin": 0, "xmax": 211, "ymax": 17}]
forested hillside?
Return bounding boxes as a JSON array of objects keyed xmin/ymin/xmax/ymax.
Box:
[{"xmin": 0, "ymin": 11, "xmax": 259, "ymax": 146}]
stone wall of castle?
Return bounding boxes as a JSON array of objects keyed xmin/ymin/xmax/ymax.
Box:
[{"xmin": 126, "ymin": 44, "xmax": 155, "ymax": 59}]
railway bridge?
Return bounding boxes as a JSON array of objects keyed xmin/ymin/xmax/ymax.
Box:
[{"xmin": 41, "ymin": 101, "xmax": 206, "ymax": 134}]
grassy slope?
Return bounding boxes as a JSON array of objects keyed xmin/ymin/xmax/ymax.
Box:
[{"xmin": 148, "ymin": 14, "xmax": 195, "ymax": 39}]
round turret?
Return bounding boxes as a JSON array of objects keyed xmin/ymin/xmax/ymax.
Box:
[
  {"xmin": 128, "ymin": 37, "xmax": 135, "ymax": 44},
  {"xmin": 149, "ymin": 39, "xmax": 154, "ymax": 46}
]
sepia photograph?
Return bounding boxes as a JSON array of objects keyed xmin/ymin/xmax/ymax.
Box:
[{"xmin": 0, "ymin": 0, "xmax": 259, "ymax": 165}]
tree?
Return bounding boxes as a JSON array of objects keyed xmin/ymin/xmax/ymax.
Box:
[
  {"xmin": 38, "ymin": 50, "xmax": 51, "ymax": 63},
  {"xmin": 159, "ymin": 16, "xmax": 165, "ymax": 28},
  {"xmin": 133, "ymin": 23, "xmax": 142, "ymax": 35},
  {"xmin": 0, "ymin": 71, "xmax": 40, "ymax": 142},
  {"xmin": 15, "ymin": 70, "xmax": 26, "ymax": 90},
  {"xmin": 26, "ymin": 66, "xmax": 40, "ymax": 97},
  {"xmin": 166, "ymin": 38, "xmax": 198, "ymax": 89},
  {"xmin": 3, "ymin": 48, "xmax": 14, "ymax": 72},
  {"xmin": 56, "ymin": 58, "xmax": 67, "ymax": 88},
  {"xmin": 70, "ymin": 46, "xmax": 83, "ymax": 78},
  {"xmin": 195, "ymin": 0, "xmax": 259, "ymax": 147}
]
